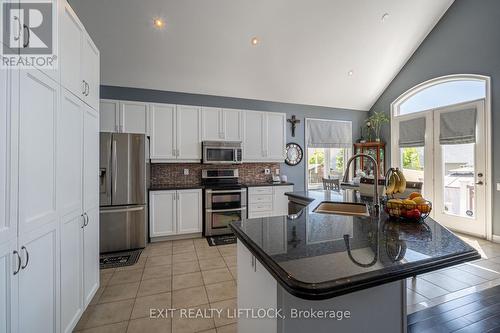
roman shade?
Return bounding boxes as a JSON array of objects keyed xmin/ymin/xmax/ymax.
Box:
[
  {"xmin": 399, "ymin": 117, "xmax": 426, "ymax": 147},
  {"xmin": 306, "ymin": 119, "xmax": 352, "ymax": 148},
  {"xmin": 439, "ymin": 108, "xmax": 477, "ymax": 145}
]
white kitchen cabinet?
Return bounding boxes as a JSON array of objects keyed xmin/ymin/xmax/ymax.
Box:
[
  {"xmin": 150, "ymin": 103, "xmax": 176, "ymax": 160},
  {"xmin": 243, "ymin": 111, "xmax": 266, "ymax": 161},
  {"xmin": 262, "ymin": 216, "xmax": 287, "ymax": 255},
  {"xmin": 202, "ymin": 107, "xmax": 223, "ymax": 140},
  {"xmin": 202, "ymin": 107, "xmax": 242, "ymax": 141},
  {"xmin": 60, "ymin": 214, "xmax": 84, "ymax": 333},
  {"xmin": 0, "ymin": 239, "xmax": 18, "ymax": 333},
  {"xmin": 60, "ymin": 0, "xmax": 100, "ymax": 109},
  {"xmin": 0, "ymin": 61, "xmax": 17, "ymax": 246},
  {"xmin": 237, "ymin": 241, "xmax": 277, "ymax": 333},
  {"xmin": 18, "ymin": 70, "xmax": 59, "ymax": 236},
  {"xmin": 243, "ymin": 111, "xmax": 285, "ymax": 162},
  {"xmin": 18, "ymin": 222, "xmax": 60, "ymax": 333},
  {"xmin": 177, "ymin": 105, "xmax": 202, "ymax": 160},
  {"xmin": 83, "ymin": 207, "xmax": 99, "ymax": 307},
  {"xmin": 150, "ymin": 191, "xmax": 177, "ymax": 237},
  {"xmin": 99, "ymin": 99, "xmax": 119, "ymax": 132},
  {"xmin": 272, "ymin": 185, "xmax": 293, "ymax": 216},
  {"xmin": 84, "ymin": 106, "xmax": 99, "ymax": 211},
  {"xmin": 150, "ymin": 189, "xmax": 202, "ymax": 238},
  {"xmin": 177, "ymin": 190, "xmax": 203, "ymax": 234},
  {"xmin": 120, "ymin": 101, "xmax": 148, "ymax": 134}
]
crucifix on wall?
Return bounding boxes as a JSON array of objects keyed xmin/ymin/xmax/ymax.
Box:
[{"xmin": 287, "ymin": 115, "xmax": 301, "ymax": 137}]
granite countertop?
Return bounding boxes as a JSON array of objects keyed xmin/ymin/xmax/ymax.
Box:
[
  {"xmin": 230, "ymin": 190, "xmax": 480, "ymax": 300},
  {"xmin": 244, "ymin": 182, "xmax": 294, "ymax": 187}
]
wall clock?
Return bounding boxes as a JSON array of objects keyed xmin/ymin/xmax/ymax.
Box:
[{"xmin": 285, "ymin": 143, "xmax": 303, "ymax": 166}]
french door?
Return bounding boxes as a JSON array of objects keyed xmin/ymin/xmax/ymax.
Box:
[{"xmin": 393, "ymin": 99, "xmax": 486, "ymax": 237}]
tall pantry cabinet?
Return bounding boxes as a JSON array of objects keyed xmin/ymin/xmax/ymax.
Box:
[{"xmin": 0, "ymin": 0, "xmax": 100, "ymax": 332}]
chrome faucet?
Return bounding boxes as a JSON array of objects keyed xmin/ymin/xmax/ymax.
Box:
[{"xmin": 342, "ymin": 153, "xmax": 380, "ymax": 212}]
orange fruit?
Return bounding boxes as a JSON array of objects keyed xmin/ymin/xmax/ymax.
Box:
[{"xmin": 408, "ymin": 192, "xmax": 422, "ymax": 200}]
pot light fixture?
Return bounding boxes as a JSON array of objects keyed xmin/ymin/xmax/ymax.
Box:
[
  {"xmin": 153, "ymin": 18, "xmax": 165, "ymax": 29},
  {"xmin": 381, "ymin": 13, "xmax": 390, "ymax": 22},
  {"xmin": 348, "ymin": 70, "xmax": 354, "ymax": 77},
  {"xmin": 251, "ymin": 37, "xmax": 259, "ymax": 46}
]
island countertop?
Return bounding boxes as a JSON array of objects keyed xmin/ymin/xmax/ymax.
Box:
[{"xmin": 230, "ymin": 190, "xmax": 480, "ymax": 300}]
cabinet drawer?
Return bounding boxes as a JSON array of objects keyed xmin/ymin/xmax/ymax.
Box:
[
  {"xmin": 248, "ymin": 187, "xmax": 273, "ymax": 195},
  {"xmin": 248, "ymin": 194, "xmax": 273, "ymax": 204},
  {"xmin": 249, "ymin": 203, "xmax": 273, "ymax": 212}
]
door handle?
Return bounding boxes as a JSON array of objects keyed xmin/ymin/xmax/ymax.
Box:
[
  {"xmin": 476, "ymin": 181, "xmax": 484, "ymax": 185},
  {"xmin": 81, "ymin": 213, "xmax": 86, "ymax": 228},
  {"xmin": 22, "ymin": 24, "xmax": 29, "ymax": 48},
  {"xmin": 13, "ymin": 16, "xmax": 21, "ymax": 42},
  {"xmin": 84, "ymin": 212, "xmax": 89, "ymax": 227},
  {"xmin": 13, "ymin": 250, "xmax": 21, "ymax": 275},
  {"xmin": 21, "ymin": 246, "xmax": 29, "ymax": 270},
  {"xmin": 82, "ymin": 80, "xmax": 86, "ymax": 95}
]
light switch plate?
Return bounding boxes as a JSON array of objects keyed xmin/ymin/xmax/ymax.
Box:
[
  {"xmin": 184, "ymin": 169, "xmax": 189, "ymax": 176},
  {"xmin": 497, "ymin": 183, "xmax": 500, "ymax": 191}
]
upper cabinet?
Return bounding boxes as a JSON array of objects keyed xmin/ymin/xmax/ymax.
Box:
[
  {"xmin": 99, "ymin": 99, "xmax": 148, "ymax": 134},
  {"xmin": 202, "ymin": 107, "xmax": 242, "ymax": 141},
  {"xmin": 60, "ymin": 0, "xmax": 99, "ymax": 110},
  {"xmin": 150, "ymin": 104, "xmax": 201, "ymax": 162},
  {"xmin": 243, "ymin": 111, "xmax": 285, "ymax": 162}
]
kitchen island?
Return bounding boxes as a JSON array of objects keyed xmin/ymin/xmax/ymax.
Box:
[{"xmin": 230, "ymin": 190, "xmax": 480, "ymax": 333}]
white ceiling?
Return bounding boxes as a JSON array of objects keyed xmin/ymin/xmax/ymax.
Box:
[{"xmin": 70, "ymin": 0, "xmax": 454, "ymax": 111}]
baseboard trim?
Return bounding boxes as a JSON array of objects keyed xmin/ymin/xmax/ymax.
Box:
[{"xmin": 492, "ymin": 235, "xmax": 500, "ymax": 244}]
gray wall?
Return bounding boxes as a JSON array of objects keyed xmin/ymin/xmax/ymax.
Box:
[
  {"xmin": 101, "ymin": 85, "xmax": 368, "ymax": 191},
  {"xmin": 370, "ymin": 0, "xmax": 500, "ymax": 234}
]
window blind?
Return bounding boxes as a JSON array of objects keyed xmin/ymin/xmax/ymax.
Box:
[
  {"xmin": 306, "ymin": 119, "xmax": 352, "ymax": 148},
  {"xmin": 399, "ymin": 117, "xmax": 425, "ymax": 147}
]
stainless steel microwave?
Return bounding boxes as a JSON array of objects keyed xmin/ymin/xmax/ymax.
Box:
[{"xmin": 202, "ymin": 141, "xmax": 243, "ymax": 164}]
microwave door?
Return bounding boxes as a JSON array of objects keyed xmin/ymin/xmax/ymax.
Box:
[{"xmin": 206, "ymin": 148, "xmax": 235, "ymax": 163}]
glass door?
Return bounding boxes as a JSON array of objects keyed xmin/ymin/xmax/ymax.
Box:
[{"xmin": 433, "ymin": 100, "xmax": 486, "ymax": 236}]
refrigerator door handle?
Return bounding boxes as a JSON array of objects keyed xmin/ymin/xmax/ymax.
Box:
[
  {"xmin": 101, "ymin": 206, "xmax": 145, "ymax": 214},
  {"xmin": 112, "ymin": 139, "xmax": 118, "ymax": 196}
]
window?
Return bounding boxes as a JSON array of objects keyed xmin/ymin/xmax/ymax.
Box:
[{"xmin": 308, "ymin": 147, "xmax": 351, "ymax": 189}]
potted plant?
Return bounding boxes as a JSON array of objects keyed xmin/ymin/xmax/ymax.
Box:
[{"xmin": 367, "ymin": 111, "xmax": 389, "ymax": 142}]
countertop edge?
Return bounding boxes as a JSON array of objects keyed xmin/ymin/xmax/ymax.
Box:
[
  {"xmin": 149, "ymin": 182, "xmax": 294, "ymax": 191},
  {"xmin": 231, "ymin": 221, "xmax": 480, "ymax": 300}
]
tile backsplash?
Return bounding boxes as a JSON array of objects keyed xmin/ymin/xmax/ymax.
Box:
[{"xmin": 150, "ymin": 163, "xmax": 281, "ymax": 187}]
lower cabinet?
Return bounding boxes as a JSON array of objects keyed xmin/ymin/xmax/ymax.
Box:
[
  {"xmin": 150, "ymin": 189, "xmax": 202, "ymax": 238},
  {"xmin": 0, "ymin": 239, "xmax": 18, "ymax": 333},
  {"xmin": 83, "ymin": 207, "xmax": 100, "ymax": 307},
  {"xmin": 248, "ymin": 185, "xmax": 293, "ymax": 218}
]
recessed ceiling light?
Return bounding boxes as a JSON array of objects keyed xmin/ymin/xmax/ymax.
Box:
[
  {"xmin": 251, "ymin": 37, "xmax": 259, "ymax": 46},
  {"xmin": 153, "ymin": 18, "xmax": 165, "ymax": 29},
  {"xmin": 381, "ymin": 13, "xmax": 390, "ymax": 22},
  {"xmin": 348, "ymin": 70, "xmax": 354, "ymax": 77}
]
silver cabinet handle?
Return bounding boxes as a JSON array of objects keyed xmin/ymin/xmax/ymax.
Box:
[
  {"xmin": 13, "ymin": 16, "xmax": 21, "ymax": 41},
  {"xmin": 84, "ymin": 212, "xmax": 89, "ymax": 227},
  {"xmin": 100, "ymin": 206, "xmax": 144, "ymax": 214},
  {"xmin": 81, "ymin": 213, "xmax": 86, "ymax": 228},
  {"xmin": 476, "ymin": 181, "xmax": 484, "ymax": 185},
  {"xmin": 23, "ymin": 24, "xmax": 29, "ymax": 48},
  {"xmin": 13, "ymin": 250, "xmax": 21, "ymax": 275},
  {"xmin": 21, "ymin": 246, "xmax": 29, "ymax": 270},
  {"xmin": 207, "ymin": 207, "xmax": 246, "ymax": 213},
  {"xmin": 206, "ymin": 189, "xmax": 246, "ymax": 194},
  {"xmin": 85, "ymin": 82, "xmax": 90, "ymax": 96}
]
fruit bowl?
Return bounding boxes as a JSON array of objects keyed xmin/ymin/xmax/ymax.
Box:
[{"xmin": 381, "ymin": 197, "xmax": 432, "ymax": 222}]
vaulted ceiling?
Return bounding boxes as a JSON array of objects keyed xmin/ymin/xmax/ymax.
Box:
[{"xmin": 70, "ymin": 0, "xmax": 454, "ymax": 111}]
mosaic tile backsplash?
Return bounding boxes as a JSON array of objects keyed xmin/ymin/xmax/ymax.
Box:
[{"xmin": 150, "ymin": 163, "xmax": 282, "ymax": 187}]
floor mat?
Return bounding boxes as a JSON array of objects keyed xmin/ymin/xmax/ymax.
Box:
[
  {"xmin": 207, "ymin": 234, "xmax": 237, "ymax": 246},
  {"xmin": 100, "ymin": 249, "xmax": 142, "ymax": 269}
]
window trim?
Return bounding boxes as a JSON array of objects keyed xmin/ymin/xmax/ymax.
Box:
[{"xmin": 390, "ymin": 74, "xmax": 493, "ymax": 241}]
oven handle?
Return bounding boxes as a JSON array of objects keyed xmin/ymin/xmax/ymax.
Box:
[
  {"xmin": 207, "ymin": 207, "xmax": 247, "ymax": 213},
  {"xmin": 206, "ymin": 189, "xmax": 246, "ymax": 194}
]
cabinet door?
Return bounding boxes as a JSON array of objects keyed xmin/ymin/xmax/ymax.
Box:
[
  {"xmin": 177, "ymin": 105, "xmax": 202, "ymax": 160},
  {"xmin": 60, "ymin": 0, "xmax": 84, "ymax": 98},
  {"xmin": 0, "ymin": 60, "xmax": 17, "ymax": 245},
  {"xmin": 18, "ymin": 70, "xmax": 59, "ymax": 235},
  {"xmin": 83, "ymin": 207, "xmax": 99, "ymax": 307},
  {"xmin": 60, "ymin": 214, "xmax": 83, "ymax": 333},
  {"xmin": 243, "ymin": 111, "xmax": 265, "ymax": 161},
  {"xmin": 150, "ymin": 104, "xmax": 176, "ymax": 161},
  {"xmin": 58, "ymin": 90, "xmax": 83, "ymax": 218},
  {"xmin": 18, "ymin": 223, "xmax": 60, "ymax": 333},
  {"xmin": 84, "ymin": 106, "xmax": 99, "ymax": 211},
  {"xmin": 0, "ymin": 239, "xmax": 18, "ymax": 333},
  {"xmin": 82, "ymin": 35, "xmax": 100, "ymax": 111},
  {"xmin": 99, "ymin": 99, "xmax": 119, "ymax": 132},
  {"xmin": 177, "ymin": 190, "xmax": 202, "ymax": 234},
  {"xmin": 223, "ymin": 109, "xmax": 242, "ymax": 141},
  {"xmin": 120, "ymin": 101, "xmax": 148, "ymax": 134},
  {"xmin": 272, "ymin": 185, "xmax": 293, "ymax": 217},
  {"xmin": 149, "ymin": 191, "xmax": 176, "ymax": 237},
  {"xmin": 202, "ymin": 107, "xmax": 223, "ymax": 141},
  {"xmin": 266, "ymin": 113, "xmax": 286, "ymax": 161}
]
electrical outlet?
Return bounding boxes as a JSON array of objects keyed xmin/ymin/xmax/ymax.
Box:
[
  {"xmin": 497, "ymin": 183, "xmax": 500, "ymax": 191},
  {"xmin": 264, "ymin": 168, "xmax": 271, "ymax": 175},
  {"xmin": 275, "ymin": 169, "xmax": 280, "ymax": 175},
  {"xmin": 183, "ymin": 169, "xmax": 189, "ymax": 176}
]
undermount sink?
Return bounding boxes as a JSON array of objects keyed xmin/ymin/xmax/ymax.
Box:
[{"xmin": 313, "ymin": 201, "xmax": 370, "ymax": 217}]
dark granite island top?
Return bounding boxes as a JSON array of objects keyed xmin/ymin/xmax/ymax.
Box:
[{"xmin": 230, "ymin": 190, "xmax": 480, "ymax": 300}]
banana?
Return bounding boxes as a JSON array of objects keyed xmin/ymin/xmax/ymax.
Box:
[
  {"xmin": 385, "ymin": 173, "xmax": 396, "ymax": 195},
  {"xmin": 395, "ymin": 169, "xmax": 407, "ymax": 193}
]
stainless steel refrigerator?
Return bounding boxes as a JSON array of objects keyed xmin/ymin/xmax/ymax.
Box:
[{"xmin": 99, "ymin": 133, "xmax": 148, "ymax": 253}]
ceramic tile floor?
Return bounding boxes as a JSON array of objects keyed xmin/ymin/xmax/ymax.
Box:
[
  {"xmin": 74, "ymin": 238, "xmax": 237, "ymax": 333},
  {"xmin": 407, "ymin": 233, "xmax": 500, "ymax": 314}
]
